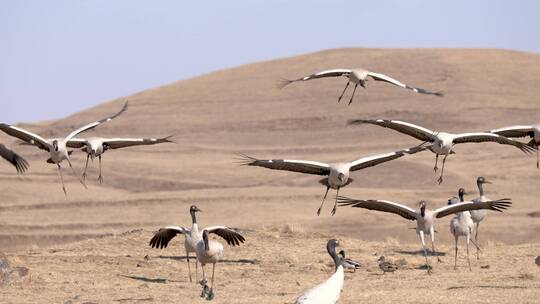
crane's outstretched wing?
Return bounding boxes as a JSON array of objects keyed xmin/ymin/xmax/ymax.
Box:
[
  {"xmin": 149, "ymin": 226, "xmax": 190, "ymax": 249},
  {"xmin": 0, "ymin": 144, "xmax": 29, "ymax": 173},
  {"xmin": 64, "ymin": 101, "xmax": 128, "ymax": 142},
  {"xmin": 489, "ymin": 125, "xmax": 536, "ymax": 138},
  {"xmin": 0, "ymin": 123, "xmax": 51, "ymax": 152},
  {"xmin": 434, "ymin": 199, "xmax": 512, "ymax": 218},
  {"xmin": 452, "ymin": 132, "xmax": 535, "ymax": 154},
  {"xmin": 348, "ymin": 119, "xmax": 435, "ymax": 142},
  {"xmin": 204, "ymin": 226, "xmax": 246, "ymax": 246},
  {"xmin": 64, "ymin": 138, "xmax": 88, "ymax": 149},
  {"xmin": 366, "ymin": 71, "xmax": 443, "ymax": 96},
  {"xmin": 103, "ymin": 135, "xmax": 174, "ymax": 150},
  {"xmin": 237, "ymin": 153, "xmax": 331, "ymax": 176},
  {"xmin": 349, "ymin": 145, "xmax": 426, "ymax": 171},
  {"xmin": 279, "ymin": 69, "xmax": 352, "ymax": 88},
  {"xmin": 337, "ymin": 197, "xmax": 418, "ymax": 221}
]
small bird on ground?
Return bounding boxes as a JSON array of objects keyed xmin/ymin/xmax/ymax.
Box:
[
  {"xmin": 378, "ymin": 256, "xmax": 398, "ymax": 274},
  {"xmin": 338, "ymin": 250, "xmax": 361, "ymax": 272}
]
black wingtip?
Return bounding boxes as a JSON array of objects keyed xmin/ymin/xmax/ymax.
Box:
[
  {"xmin": 277, "ymin": 78, "xmax": 295, "ymax": 89},
  {"xmin": 233, "ymin": 152, "xmax": 257, "ymax": 166}
]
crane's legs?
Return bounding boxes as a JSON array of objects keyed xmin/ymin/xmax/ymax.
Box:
[
  {"xmin": 187, "ymin": 252, "xmax": 192, "ymax": 283},
  {"xmin": 207, "ymin": 263, "xmax": 216, "ymax": 300},
  {"xmin": 433, "ymin": 154, "xmax": 439, "ymax": 172},
  {"xmin": 437, "ymin": 154, "xmax": 448, "ymax": 184},
  {"xmin": 67, "ymin": 158, "xmax": 87, "ymax": 189},
  {"xmin": 97, "ymin": 155, "xmax": 103, "ymax": 184},
  {"xmin": 430, "ymin": 228, "xmax": 442, "ymax": 263},
  {"xmin": 200, "ymin": 265, "xmax": 208, "ymax": 298},
  {"xmin": 195, "ymin": 259, "xmax": 199, "ymax": 283},
  {"xmin": 82, "ymin": 154, "xmax": 90, "ymax": 182},
  {"xmin": 475, "ymin": 222, "xmax": 481, "ymax": 260},
  {"xmin": 57, "ymin": 163, "xmax": 67, "ymax": 197},
  {"xmin": 466, "ymin": 233, "xmax": 472, "ymax": 271},
  {"xmin": 337, "ymin": 82, "xmax": 350, "ymax": 103},
  {"xmin": 348, "ymin": 84, "xmax": 358, "ymax": 105},
  {"xmin": 454, "ymin": 235, "xmax": 459, "ymax": 270},
  {"xmin": 419, "ymin": 231, "xmax": 431, "ymax": 274},
  {"xmin": 331, "ymin": 187, "xmax": 340, "ymax": 216},
  {"xmin": 317, "ymin": 186, "xmax": 330, "ymax": 216}
]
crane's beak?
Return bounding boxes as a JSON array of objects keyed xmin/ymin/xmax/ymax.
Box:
[{"xmin": 484, "ymin": 180, "xmax": 492, "ymax": 184}]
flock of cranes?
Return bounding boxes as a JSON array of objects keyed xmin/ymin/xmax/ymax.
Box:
[{"xmin": 0, "ymin": 65, "xmax": 538, "ymax": 303}]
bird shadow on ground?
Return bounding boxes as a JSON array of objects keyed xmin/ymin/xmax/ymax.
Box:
[
  {"xmin": 447, "ymin": 285, "xmax": 530, "ymax": 290},
  {"xmin": 156, "ymin": 255, "xmax": 258, "ymax": 264},
  {"xmin": 118, "ymin": 274, "xmax": 184, "ymax": 284},
  {"xmin": 394, "ymin": 249, "xmax": 446, "ymax": 257},
  {"xmin": 113, "ymin": 297, "xmax": 154, "ymax": 303}
]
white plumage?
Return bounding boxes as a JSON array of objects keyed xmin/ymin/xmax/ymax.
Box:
[
  {"xmin": 349, "ymin": 119, "xmax": 536, "ymax": 184},
  {"xmin": 295, "ymin": 239, "xmax": 343, "ymax": 304},
  {"xmin": 280, "ymin": 68, "xmax": 442, "ymax": 105}
]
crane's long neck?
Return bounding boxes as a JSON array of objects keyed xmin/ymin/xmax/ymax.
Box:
[
  {"xmin": 420, "ymin": 205, "xmax": 426, "ymax": 218},
  {"xmin": 477, "ymin": 181, "xmax": 485, "ymax": 197},
  {"xmin": 327, "ymin": 242, "xmax": 341, "ymax": 271},
  {"xmin": 459, "ymin": 192, "xmax": 465, "ymax": 202},
  {"xmin": 203, "ymin": 233, "xmax": 209, "ymax": 251},
  {"xmin": 190, "ymin": 210, "xmax": 198, "ymax": 232}
]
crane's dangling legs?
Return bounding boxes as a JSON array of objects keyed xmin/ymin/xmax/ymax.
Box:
[
  {"xmin": 337, "ymin": 82, "xmax": 350, "ymax": 103},
  {"xmin": 82, "ymin": 154, "xmax": 90, "ymax": 181},
  {"xmin": 317, "ymin": 186, "xmax": 330, "ymax": 216},
  {"xmin": 437, "ymin": 154, "xmax": 449, "ymax": 184},
  {"xmin": 331, "ymin": 187, "xmax": 340, "ymax": 216},
  {"xmin": 348, "ymin": 84, "xmax": 358, "ymax": 105},
  {"xmin": 98, "ymin": 155, "xmax": 104, "ymax": 184}
]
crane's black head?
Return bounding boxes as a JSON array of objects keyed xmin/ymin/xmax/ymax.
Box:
[
  {"xmin": 477, "ymin": 176, "xmax": 491, "ymax": 185},
  {"xmin": 190, "ymin": 205, "xmax": 202, "ymax": 213},
  {"xmin": 419, "ymin": 201, "xmax": 427, "ymax": 217},
  {"xmin": 52, "ymin": 140, "xmax": 59, "ymax": 152},
  {"xmin": 327, "ymin": 239, "xmax": 341, "ymax": 269},
  {"xmin": 458, "ymin": 188, "xmax": 467, "ymax": 202},
  {"xmin": 202, "ymin": 229, "xmax": 210, "ymax": 251},
  {"xmin": 337, "ymin": 173, "xmax": 346, "ymax": 183},
  {"xmin": 378, "ymin": 256, "xmax": 386, "ymax": 262}
]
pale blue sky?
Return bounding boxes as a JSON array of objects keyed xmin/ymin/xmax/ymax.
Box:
[{"xmin": 1, "ymin": 0, "xmax": 539, "ymax": 123}]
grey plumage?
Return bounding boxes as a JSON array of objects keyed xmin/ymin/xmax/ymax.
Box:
[{"xmin": 378, "ymin": 256, "xmax": 398, "ymax": 274}]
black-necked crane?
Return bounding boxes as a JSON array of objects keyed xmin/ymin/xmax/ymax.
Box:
[
  {"xmin": 489, "ymin": 123, "xmax": 540, "ymax": 168},
  {"xmin": 238, "ymin": 145, "xmax": 426, "ymax": 216},
  {"xmin": 0, "ymin": 101, "xmax": 128, "ymax": 195},
  {"xmin": 149, "ymin": 205, "xmax": 245, "ymax": 284},
  {"xmin": 280, "ymin": 68, "xmax": 443, "ymax": 105},
  {"xmin": 448, "ymin": 188, "xmax": 482, "ymax": 270},
  {"xmin": 469, "ymin": 176, "xmax": 492, "ymax": 259},
  {"xmin": 196, "ymin": 228, "xmax": 245, "ymax": 300},
  {"xmin": 66, "ymin": 135, "xmax": 173, "ymax": 183},
  {"xmin": 0, "ymin": 144, "xmax": 29, "ymax": 173},
  {"xmin": 349, "ymin": 119, "xmax": 535, "ymax": 183},
  {"xmin": 337, "ymin": 196, "xmax": 512, "ymax": 274},
  {"xmin": 294, "ymin": 239, "xmax": 343, "ymax": 304}
]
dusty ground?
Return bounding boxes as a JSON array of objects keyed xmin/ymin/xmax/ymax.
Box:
[
  {"xmin": 0, "ymin": 48, "xmax": 539, "ymax": 302},
  {"xmin": 1, "ymin": 229, "xmax": 539, "ymax": 303}
]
